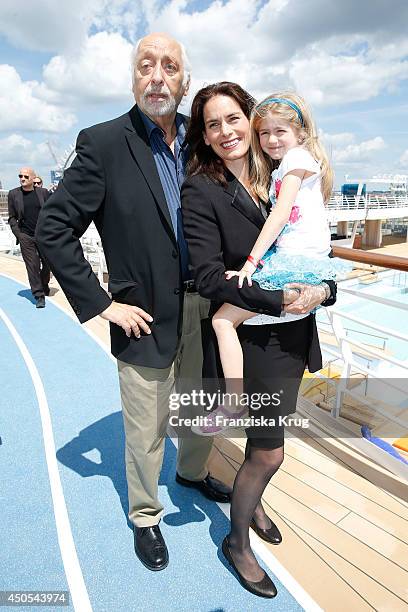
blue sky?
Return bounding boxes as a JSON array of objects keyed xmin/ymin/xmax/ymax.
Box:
[{"xmin": 1, "ymin": 0, "xmax": 408, "ymax": 189}]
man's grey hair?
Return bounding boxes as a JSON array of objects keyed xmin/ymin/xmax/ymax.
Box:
[{"xmin": 131, "ymin": 37, "xmax": 192, "ymax": 89}]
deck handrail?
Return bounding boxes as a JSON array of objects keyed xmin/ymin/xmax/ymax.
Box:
[
  {"xmin": 329, "ymin": 304, "xmax": 408, "ymax": 339},
  {"xmin": 327, "ymin": 194, "xmax": 408, "ymax": 210},
  {"xmin": 318, "ymin": 318, "xmax": 388, "ymax": 345},
  {"xmin": 337, "ymin": 286, "xmax": 408, "ymax": 313},
  {"xmin": 332, "ymin": 246, "xmax": 408, "ymax": 272}
]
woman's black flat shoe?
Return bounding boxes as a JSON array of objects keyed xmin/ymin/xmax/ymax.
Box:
[
  {"xmin": 250, "ymin": 518, "xmax": 282, "ymax": 545},
  {"xmin": 221, "ymin": 537, "xmax": 277, "ymax": 598}
]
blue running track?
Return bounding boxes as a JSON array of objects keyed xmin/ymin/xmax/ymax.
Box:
[{"xmin": 0, "ymin": 274, "xmax": 309, "ymax": 611}]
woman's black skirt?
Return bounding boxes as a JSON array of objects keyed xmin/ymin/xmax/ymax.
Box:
[{"xmin": 202, "ymin": 315, "xmax": 313, "ymax": 449}]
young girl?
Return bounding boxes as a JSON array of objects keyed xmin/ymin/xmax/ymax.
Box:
[{"xmin": 195, "ymin": 92, "xmax": 350, "ymax": 436}]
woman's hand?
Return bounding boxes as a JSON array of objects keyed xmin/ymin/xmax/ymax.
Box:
[
  {"xmin": 283, "ymin": 283, "xmax": 326, "ymax": 314},
  {"xmin": 225, "ymin": 261, "xmax": 257, "ymax": 288}
]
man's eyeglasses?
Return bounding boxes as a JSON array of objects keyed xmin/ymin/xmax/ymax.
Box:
[{"xmin": 19, "ymin": 174, "xmax": 29, "ymax": 179}]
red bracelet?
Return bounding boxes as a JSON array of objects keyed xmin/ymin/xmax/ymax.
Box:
[{"xmin": 247, "ymin": 255, "xmax": 265, "ymax": 270}]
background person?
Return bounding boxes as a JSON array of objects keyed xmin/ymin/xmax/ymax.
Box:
[
  {"xmin": 181, "ymin": 82, "xmax": 336, "ymax": 598},
  {"xmin": 7, "ymin": 167, "xmax": 50, "ymax": 308},
  {"xmin": 33, "ymin": 176, "xmax": 43, "ymax": 188},
  {"xmin": 36, "ymin": 33, "xmax": 230, "ymax": 573}
]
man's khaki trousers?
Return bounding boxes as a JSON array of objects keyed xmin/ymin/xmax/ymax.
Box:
[{"xmin": 117, "ymin": 292, "xmax": 212, "ymax": 527}]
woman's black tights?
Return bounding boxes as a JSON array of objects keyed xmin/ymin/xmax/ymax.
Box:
[{"xmin": 228, "ymin": 440, "xmax": 284, "ymax": 582}]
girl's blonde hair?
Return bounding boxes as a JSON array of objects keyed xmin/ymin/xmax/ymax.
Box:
[{"xmin": 250, "ymin": 91, "xmax": 333, "ymax": 204}]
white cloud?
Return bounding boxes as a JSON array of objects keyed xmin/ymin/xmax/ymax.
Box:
[
  {"xmin": 0, "ymin": 0, "xmax": 143, "ymax": 55},
  {"xmin": 0, "ymin": 0, "xmax": 407, "ymax": 191},
  {"xmin": 144, "ymin": 0, "xmax": 259, "ymax": 74},
  {"xmin": 319, "ymin": 131, "xmax": 388, "ymax": 186},
  {"xmin": 0, "ymin": 65, "xmax": 76, "ymax": 132},
  {"xmin": 289, "ymin": 51, "xmax": 408, "ymax": 106},
  {"xmin": 0, "ymin": 134, "xmax": 32, "ymax": 162},
  {"xmin": 331, "ymin": 136, "xmax": 386, "ymax": 164},
  {"xmin": 0, "ymin": 0, "xmax": 102, "ymax": 53},
  {"xmin": 92, "ymin": 0, "xmax": 142, "ymax": 40},
  {"xmin": 43, "ymin": 32, "xmax": 134, "ymax": 104},
  {"xmin": 319, "ymin": 131, "xmax": 355, "ymax": 148},
  {"xmin": 400, "ymin": 150, "xmax": 408, "ymax": 167},
  {"xmin": 2, "ymin": 0, "xmax": 406, "ymax": 111},
  {"xmin": 0, "ymin": 134, "xmax": 57, "ymax": 189},
  {"xmin": 140, "ymin": 0, "xmax": 408, "ymax": 106}
]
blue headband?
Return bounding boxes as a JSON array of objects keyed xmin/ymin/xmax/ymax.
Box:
[{"xmin": 256, "ymin": 97, "xmax": 304, "ymax": 126}]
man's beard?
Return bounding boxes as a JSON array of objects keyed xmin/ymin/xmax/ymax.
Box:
[{"xmin": 140, "ymin": 86, "xmax": 178, "ymax": 117}]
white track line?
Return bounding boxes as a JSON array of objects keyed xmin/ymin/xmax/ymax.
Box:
[
  {"xmin": 0, "ymin": 306, "xmax": 92, "ymax": 612},
  {"xmin": 248, "ymin": 533, "xmax": 323, "ymax": 612},
  {"xmin": 2, "ymin": 272, "xmax": 320, "ymax": 610},
  {"xmin": 0, "ymin": 272, "xmax": 114, "ymax": 361}
]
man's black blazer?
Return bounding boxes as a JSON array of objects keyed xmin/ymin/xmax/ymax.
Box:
[
  {"xmin": 36, "ymin": 105, "xmax": 187, "ymax": 368},
  {"xmin": 8, "ymin": 186, "xmax": 50, "ymax": 243},
  {"xmin": 181, "ymin": 171, "xmax": 336, "ymax": 372}
]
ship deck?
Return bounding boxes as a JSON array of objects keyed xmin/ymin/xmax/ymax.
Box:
[{"xmin": 1, "ymin": 253, "xmax": 407, "ymax": 612}]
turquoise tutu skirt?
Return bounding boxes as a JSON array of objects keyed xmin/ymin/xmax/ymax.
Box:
[{"xmin": 252, "ymin": 248, "xmax": 352, "ymax": 290}]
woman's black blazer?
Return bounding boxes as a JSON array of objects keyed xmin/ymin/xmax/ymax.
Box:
[{"xmin": 181, "ymin": 171, "xmax": 336, "ymax": 372}]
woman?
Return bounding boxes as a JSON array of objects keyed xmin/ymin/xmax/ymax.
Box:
[{"xmin": 181, "ymin": 82, "xmax": 336, "ymax": 598}]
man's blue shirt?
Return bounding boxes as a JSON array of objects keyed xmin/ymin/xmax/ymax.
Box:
[{"xmin": 138, "ymin": 108, "xmax": 190, "ymax": 281}]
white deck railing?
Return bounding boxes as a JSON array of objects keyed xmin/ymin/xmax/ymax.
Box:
[
  {"xmin": 0, "ymin": 216, "xmax": 19, "ymax": 255},
  {"xmin": 315, "ymin": 283, "xmax": 408, "ymax": 479},
  {"xmin": 327, "ymin": 193, "xmax": 408, "ymax": 210},
  {"xmin": 80, "ymin": 223, "xmax": 106, "ymax": 284},
  {"xmin": 0, "ymin": 218, "xmax": 106, "ymax": 280}
]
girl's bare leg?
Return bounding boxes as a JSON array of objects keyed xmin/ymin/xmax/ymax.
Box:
[{"xmin": 212, "ymin": 303, "xmax": 256, "ymax": 408}]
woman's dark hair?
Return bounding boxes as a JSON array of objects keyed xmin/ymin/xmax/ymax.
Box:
[{"xmin": 186, "ymin": 81, "xmax": 256, "ymax": 184}]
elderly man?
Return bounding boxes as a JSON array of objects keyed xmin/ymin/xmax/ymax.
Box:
[
  {"xmin": 8, "ymin": 167, "xmax": 50, "ymax": 307},
  {"xmin": 36, "ymin": 33, "xmax": 230, "ymax": 571}
]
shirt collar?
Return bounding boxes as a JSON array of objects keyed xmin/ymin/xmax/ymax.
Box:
[{"xmin": 138, "ymin": 107, "xmax": 186, "ymax": 147}]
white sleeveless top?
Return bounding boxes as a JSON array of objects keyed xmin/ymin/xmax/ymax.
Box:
[{"xmin": 245, "ymin": 147, "xmax": 330, "ymax": 326}]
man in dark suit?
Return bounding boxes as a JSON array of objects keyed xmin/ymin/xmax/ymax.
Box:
[
  {"xmin": 8, "ymin": 167, "xmax": 50, "ymax": 308},
  {"xmin": 36, "ymin": 33, "xmax": 230, "ymax": 572}
]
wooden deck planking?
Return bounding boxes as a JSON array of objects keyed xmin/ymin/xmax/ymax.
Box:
[
  {"xmin": 283, "ymin": 436, "xmax": 408, "ymax": 521},
  {"xmin": 282, "ymin": 450, "xmax": 408, "ymax": 540},
  {"xmin": 285, "ymin": 518, "xmax": 407, "ymax": 612},
  {"xmin": 337, "ymin": 513, "xmax": 408, "ymax": 572}
]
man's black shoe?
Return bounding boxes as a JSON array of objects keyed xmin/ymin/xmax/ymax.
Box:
[
  {"xmin": 35, "ymin": 296, "xmax": 45, "ymax": 308},
  {"xmin": 176, "ymin": 473, "xmax": 231, "ymax": 503},
  {"xmin": 133, "ymin": 524, "xmax": 169, "ymax": 571}
]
